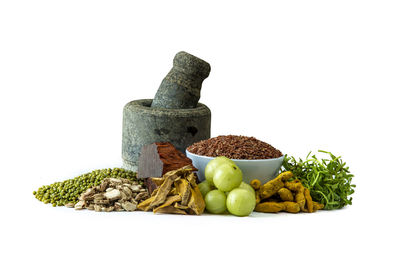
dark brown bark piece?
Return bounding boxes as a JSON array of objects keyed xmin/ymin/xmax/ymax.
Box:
[
  {"xmin": 138, "ymin": 142, "xmax": 196, "ymax": 194},
  {"xmin": 144, "ymin": 179, "xmax": 158, "ymax": 196}
]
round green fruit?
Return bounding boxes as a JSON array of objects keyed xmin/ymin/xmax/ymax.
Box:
[
  {"xmin": 205, "ymin": 156, "xmax": 235, "ymax": 186},
  {"xmin": 238, "ymin": 182, "xmax": 255, "ymax": 195},
  {"xmin": 213, "ymin": 163, "xmax": 242, "ymax": 192},
  {"xmin": 198, "ymin": 180, "xmax": 214, "ymax": 198},
  {"xmin": 205, "ymin": 190, "xmax": 227, "ymax": 214},
  {"xmin": 226, "ymin": 188, "xmax": 256, "ymax": 216}
]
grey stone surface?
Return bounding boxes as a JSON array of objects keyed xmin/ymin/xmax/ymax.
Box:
[
  {"xmin": 122, "ymin": 52, "xmax": 212, "ymax": 170},
  {"xmin": 151, "ymin": 51, "xmax": 211, "ymax": 109},
  {"xmin": 122, "ymin": 99, "xmax": 211, "ymax": 170}
]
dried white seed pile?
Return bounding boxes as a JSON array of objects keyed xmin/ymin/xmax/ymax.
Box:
[{"xmin": 69, "ymin": 178, "xmax": 149, "ymax": 212}]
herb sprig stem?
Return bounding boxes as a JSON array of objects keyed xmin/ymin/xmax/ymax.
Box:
[{"xmin": 281, "ymin": 150, "xmax": 355, "ymax": 210}]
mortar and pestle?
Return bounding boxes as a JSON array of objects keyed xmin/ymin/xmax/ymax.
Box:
[{"xmin": 122, "ymin": 51, "xmax": 212, "ymax": 171}]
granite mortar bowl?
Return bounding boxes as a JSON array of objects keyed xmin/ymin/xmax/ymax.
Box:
[
  {"xmin": 186, "ymin": 150, "xmax": 284, "ymax": 185},
  {"xmin": 122, "ymin": 99, "xmax": 211, "ymax": 171}
]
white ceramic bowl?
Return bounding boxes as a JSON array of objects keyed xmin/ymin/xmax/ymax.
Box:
[{"xmin": 186, "ymin": 150, "xmax": 284, "ymax": 185}]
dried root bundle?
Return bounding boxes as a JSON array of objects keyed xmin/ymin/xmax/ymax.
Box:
[
  {"xmin": 251, "ymin": 171, "xmax": 324, "ymax": 213},
  {"xmin": 137, "ymin": 166, "xmax": 205, "ymax": 215},
  {"xmin": 72, "ymin": 178, "xmax": 149, "ymax": 212}
]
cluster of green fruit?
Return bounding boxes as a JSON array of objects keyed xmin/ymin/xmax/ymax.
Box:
[{"xmin": 198, "ymin": 157, "xmax": 256, "ymax": 216}]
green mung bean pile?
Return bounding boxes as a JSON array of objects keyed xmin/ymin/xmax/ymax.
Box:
[{"xmin": 33, "ymin": 168, "xmax": 140, "ymax": 207}]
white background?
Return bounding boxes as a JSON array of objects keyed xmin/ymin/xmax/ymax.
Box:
[{"xmin": 1, "ymin": 1, "xmax": 399, "ymax": 266}]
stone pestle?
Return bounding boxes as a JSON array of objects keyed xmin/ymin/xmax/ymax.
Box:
[
  {"xmin": 151, "ymin": 51, "xmax": 211, "ymax": 109},
  {"xmin": 122, "ymin": 51, "xmax": 212, "ymax": 171}
]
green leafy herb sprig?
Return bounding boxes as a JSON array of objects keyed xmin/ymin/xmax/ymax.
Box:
[{"xmin": 281, "ymin": 150, "xmax": 355, "ymax": 210}]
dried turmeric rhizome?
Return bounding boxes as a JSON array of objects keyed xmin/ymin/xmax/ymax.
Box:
[
  {"xmin": 252, "ymin": 171, "xmax": 324, "ymax": 213},
  {"xmin": 137, "ymin": 166, "xmax": 205, "ymax": 215}
]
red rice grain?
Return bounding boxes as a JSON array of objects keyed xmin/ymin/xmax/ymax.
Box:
[{"xmin": 187, "ymin": 135, "xmax": 283, "ymax": 160}]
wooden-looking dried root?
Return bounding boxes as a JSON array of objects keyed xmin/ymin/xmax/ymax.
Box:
[
  {"xmin": 188, "ymin": 186, "xmax": 205, "ymax": 215},
  {"xmin": 137, "ymin": 166, "xmax": 205, "ymax": 215},
  {"xmin": 65, "ymin": 203, "xmax": 75, "ymax": 208},
  {"xmin": 136, "ymin": 197, "xmax": 153, "ymax": 211},
  {"xmin": 74, "ymin": 178, "xmax": 148, "ymax": 212},
  {"xmin": 174, "ymin": 179, "xmax": 191, "ymax": 206},
  {"xmin": 174, "ymin": 202, "xmax": 189, "ymax": 210},
  {"xmin": 148, "ymin": 176, "xmax": 175, "ymax": 209},
  {"xmin": 155, "ymin": 206, "xmax": 188, "ymax": 215},
  {"xmin": 153, "ymin": 195, "xmax": 182, "ymax": 213}
]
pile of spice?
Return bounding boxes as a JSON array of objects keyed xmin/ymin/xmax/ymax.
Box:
[
  {"xmin": 73, "ymin": 177, "xmax": 149, "ymax": 212},
  {"xmin": 187, "ymin": 135, "xmax": 283, "ymax": 160},
  {"xmin": 251, "ymin": 171, "xmax": 324, "ymax": 213},
  {"xmin": 33, "ymin": 168, "xmax": 140, "ymax": 207}
]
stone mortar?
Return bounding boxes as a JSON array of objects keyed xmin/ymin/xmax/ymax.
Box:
[{"xmin": 122, "ymin": 99, "xmax": 211, "ymax": 171}]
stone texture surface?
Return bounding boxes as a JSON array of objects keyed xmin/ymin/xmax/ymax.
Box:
[
  {"xmin": 151, "ymin": 51, "xmax": 211, "ymax": 109},
  {"xmin": 122, "ymin": 99, "xmax": 211, "ymax": 171}
]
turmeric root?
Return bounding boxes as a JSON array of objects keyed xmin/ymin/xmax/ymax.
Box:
[
  {"xmin": 275, "ymin": 171, "xmax": 293, "ymax": 182},
  {"xmin": 282, "ymin": 201, "xmax": 300, "ymax": 213},
  {"xmin": 278, "ymin": 188, "xmax": 294, "ymax": 201},
  {"xmin": 255, "ymin": 191, "xmax": 261, "ymax": 204},
  {"xmin": 295, "ymin": 191, "xmax": 305, "ymax": 211},
  {"xmin": 250, "ymin": 179, "xmax": 261, "ymax": 190},
  {"xmin": 255, "ymin": 201, "xmax": 300, "ymax": 213},
  {"xmin": 253, "ymin": 171, "xmax": 324, "ymax": 214},
  {"xmin": 284, "ymin": 180, "xmax": 306, "ymax": 211},
  {"xmin": 259, "ymin": 180, "xmax": 284, "ymax": 199},
  {"xmin": 304, "ymin": 188, "xmax": 313, "ymax": 213},
  {"xmin": 284, "ymin": 180, "xmax": 303, "ymax": 192},
  {"xmin": 312, "ymin": 201, "xmax": 324, "ymax": 212},
  {"xmin": 259, "ymin": 171, "xmax": 293, "ymax": 199},
  {"xmin": 255, "ymin": 202, "xmax": 283, "ymax": 213}
]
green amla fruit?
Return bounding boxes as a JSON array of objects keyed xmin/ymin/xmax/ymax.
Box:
[{"xmin": 33, "ymin": 168, "xmax": 140, "ymax": 207}]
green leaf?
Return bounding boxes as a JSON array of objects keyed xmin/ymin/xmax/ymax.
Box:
[{"xmin": 281, "ymin": 150, "xmax": 355, "ymax": 210}]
